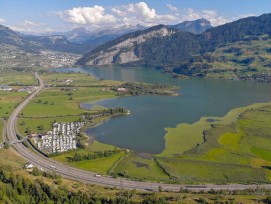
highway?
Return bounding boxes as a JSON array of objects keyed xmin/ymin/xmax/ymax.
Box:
[{"xmin": 6, "ymin": 72, "xmax": 271, "ymax": 192}]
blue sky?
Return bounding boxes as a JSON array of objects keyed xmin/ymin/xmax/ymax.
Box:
[{"xmin": 0, "ymin": 0, "xmax": 270, "ymax": 33}]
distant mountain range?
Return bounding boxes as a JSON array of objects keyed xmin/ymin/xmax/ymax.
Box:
[
  {"xmin": 76, "ymin": 13, "xmax": 271, "ymax": 73},
  {"xmin": 0, "ymin": 24, "xmax": 91, "ymax": 54},
  {"xmin": 0, "ymin": 18, "xmax": 213, "ymax": 56},
  {"xmin": 39, "ymin": 19, "xmax": 211, "ymax": 46}
]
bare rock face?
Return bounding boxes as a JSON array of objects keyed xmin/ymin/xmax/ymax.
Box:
[{"xmin": 77, "ymin": 25, "xmax": 177, "ymax": 66}]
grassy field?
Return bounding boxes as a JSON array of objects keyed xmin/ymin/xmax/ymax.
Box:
[
  {"xmin": 157, "ymin": 158, "xmax": 266, "ymax": 184},
  {"xmin": 112, "ymin": 152, "xmax": 169, "ymax": 181},
  {"xmin": 159, "ymin": 102, "xmax": 271, "ymax": 157},
  {"xmin": 0, "ymin": 91, "xmax": 29, "ymax": 118},
  {"xmin": 0, "ymin": 70, "xmax": 37, "ymax": 85},
  {"xmin": 42, "ymin": 72, "xmax": 122, "ymax": 87},
  {"xmin": 53, "ymin": 147, "xmax": 125, "ymax": 175},
  {"xmin": 17, "ymin": 116, "xmax": 81, "ymax": 136},
  {"xmin": 21, "ymin": 87, "xmax": 116, "ymax": 117},
  {"xmin": 156, "ymin": 103, "xmax": 271, "ymax": 184}
]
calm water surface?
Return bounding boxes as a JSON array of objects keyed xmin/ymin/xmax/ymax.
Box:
[{"xmin": 55, "ymin": 67, "xmax": 271, "ymax": 153}]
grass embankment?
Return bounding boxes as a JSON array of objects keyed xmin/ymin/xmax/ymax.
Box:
[
  {"xmin": 156, "ymin": 103, "xmax": 271, "ymax": 183},
  {"xmin": 0, "ymin": 119, "xmax": 4, "ymax": 143}
]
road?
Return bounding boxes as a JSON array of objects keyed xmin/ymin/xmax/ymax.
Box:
[{"xmin": 6, "ymin": 72, "xmax": 271, "ymax": 192}]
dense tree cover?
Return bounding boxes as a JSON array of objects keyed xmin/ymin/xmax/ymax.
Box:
[
  {"xmin": 67, "ymin": 149, "xmax": 122, "ymax": 162},
  {"xmin": 83, "ymin": 107, "xmax": 128, "ymax": 120},
  {"xmin": 0, "ymin": 168, "xmax": 168, "ymax": 204},
  {"xmin": 112, "ymin": 82, "xmax": 175, "ymax": 96}
]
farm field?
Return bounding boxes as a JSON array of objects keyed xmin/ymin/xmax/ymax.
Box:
[
  {"xmin": 0, "ymin": 69, "xmax": 37, "ymax": 86},
  {"xmin": 42, "ymin": 72, "xmax": 122, "ymax": 87},
  {"xmin": 21, "ymin": 87, "xmax": 117, "ymax": 117},
  {"xmin": 0, "ymin": 91, "xmax": 29, "ymax": 118}
]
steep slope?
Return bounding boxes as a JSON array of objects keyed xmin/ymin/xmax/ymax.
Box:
[
  {"xmin": 76, "ymin": 25, "xmax": 178, "ymax": 66},
  {"xmin": 84, "ymin": 24, "xmax": 146, "ymax": 47},
  {"xmin": 0, "ymin": 24, "xmax": 43, "ymax": 53},
  {"xmin": 169, "ymin": 18, "xmax": 212, "ymax": 34},
  {"xmin": 203, "ymin": 13, "xmax": 271, "ymax": 48},
  {"xmin": 77, "ymin": 13, "xmax": 271, "ymax": 70}
]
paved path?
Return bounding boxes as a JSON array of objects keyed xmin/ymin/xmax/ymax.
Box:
[{"xmin": 6, "ymin": 72, "xmax": 271, "ymax": 192}]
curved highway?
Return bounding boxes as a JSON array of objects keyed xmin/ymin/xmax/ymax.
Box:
[{"xmin": 6, "ymin": 72, "xmax": 271, "ymax": 192}]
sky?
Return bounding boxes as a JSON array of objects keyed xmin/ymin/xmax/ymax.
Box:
[{"xmin": 0, "ymin": 0, "xmax": 271, "ymax": 33}]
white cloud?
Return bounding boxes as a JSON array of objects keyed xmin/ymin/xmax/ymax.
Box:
[
  {"xmin": 9, "ymin": 20, "xmax": 53, "ymax": 34},
  {"xmin": 61, "ymin": 6, "xmax": 116, "ymax": 26},
  {"xmin": 0, "ymin": 18, "xmax": 5, "ymax": 24},
  {"xmin": 111, "ymin": 2, "xmax": 177, "ymax": 26},
  {"xmin": 167, "ymin": 4, "xmax": 178, "ymax": 12}
]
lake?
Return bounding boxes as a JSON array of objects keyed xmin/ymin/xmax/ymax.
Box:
[{"xmin": 55, "ymin": 67, "xmax": 271, "ymax": 153}]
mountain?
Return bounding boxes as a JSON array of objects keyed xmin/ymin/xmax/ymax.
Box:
[
  {"xmin": 22, "ymin": 35, "xmax": 91, "ymax": 54},
  {"xmin": 0, "ymin": 24, "xmax": 43, "ymax": 53},
  {"xmin": 76, "ymin": 25, "xmax": 178, "ymax": 66},
  {"xmin": 84, "ymin": 24, "xmax": 146, "ymax": 46},
  {"xmin": 64, "ymin": 27, "xmax": 91, "ymax": 44},
  {"xmin": 169, "ymin": 18, "xmax": 212, "ymax": 34},
  {"xmin": 44, "ymin": 24, "xmax": 146, "ymax": 47},
  {"xmin": 77, "ymin": 13, "xmax": 271, "ymax": 70}
]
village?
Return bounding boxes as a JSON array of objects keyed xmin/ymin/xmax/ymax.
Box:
[
  {"xmin": 0, "ymin": 84, "xmax": 38, "ymax": 93},
  {"xmin": 32, "ymin": 121, "xmax": 85, "ymax": 154}
]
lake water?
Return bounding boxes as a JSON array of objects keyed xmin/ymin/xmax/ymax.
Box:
[{"xmin": 55, "ymin": 67, "xmax": 271, "ymax": 153}]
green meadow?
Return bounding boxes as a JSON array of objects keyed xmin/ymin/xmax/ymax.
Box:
[
  {"xmin": 0, "ymin": 70, "xmax": 37, "ymax": 86},
  {"xmin": 17, "ymin": 116, "xmax": 81, "ymax": 136},
  {"xmin": 0, "ymin": 91, "xmax": 29, "ymax": 118},
  {"xmin": 159, "ymin": 102, "xmax": 270, "ymax": 157},
  {"xmin": 154, "ymin": 103, "xmax": 271, "ymax": 184},
  {"xmin": 111, "ymin": 152, "xmax": 169, "ymax": 181},
  {"xmin": 53, "ymin": 142, "xmax": 125, "ymax": 175},
  {"xmin": 21, "ymin": 87, "xmax": 116, "ymax": 117},
  {"xmin": 42, "ymin": 72, "xmax": 122, "ymax": 87}
]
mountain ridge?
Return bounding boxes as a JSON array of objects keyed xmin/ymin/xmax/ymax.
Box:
[{"xmin": 76, "ymin": 13, "xmax": 271, "ymax": 70}]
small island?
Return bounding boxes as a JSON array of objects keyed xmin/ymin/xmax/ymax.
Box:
[{"xmin": 111, "ymin": 82, "xmax": 179, "ymax": 96}]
